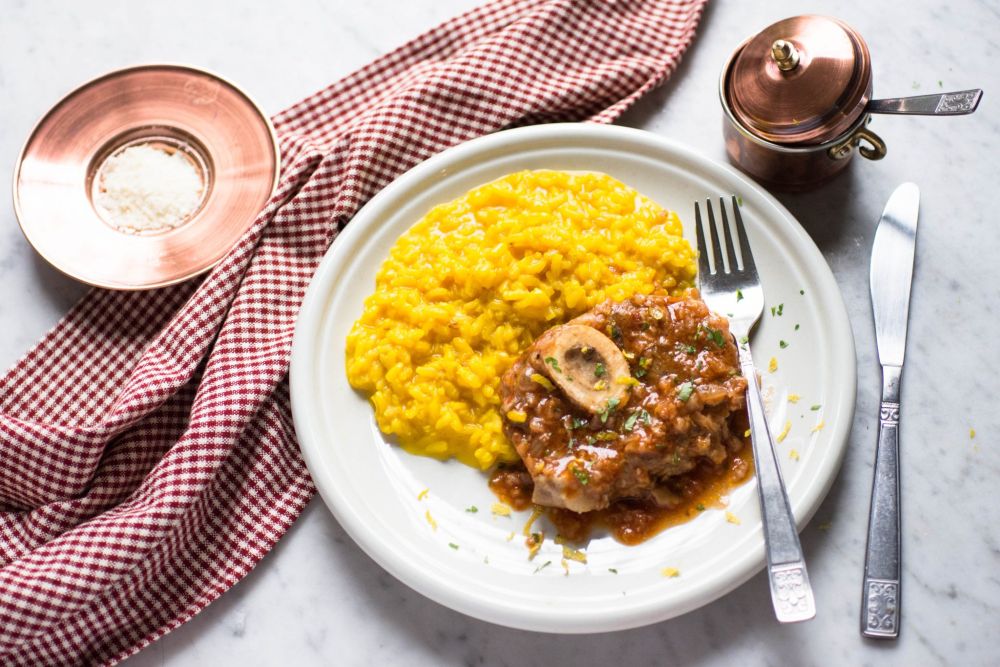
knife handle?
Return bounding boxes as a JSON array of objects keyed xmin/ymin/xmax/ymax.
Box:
[{"xmin": 861, "ymin": 365, "xmax": 902, "ymax": 638}]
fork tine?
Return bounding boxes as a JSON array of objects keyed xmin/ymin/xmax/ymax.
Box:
[
  {"xmin": 731, "ymin": 195, "xmax": 757, "ymax": 276},
  {"xmin": 695, "ymin": 201, "xmax": 713, "ymax": 277},
  {"xmin": 705, "ymin": 198, "xmax": 726, "ymax": 274},
  {"xmin": 718, "ymin": 197, "xmax": 741, "ymax": 272}
]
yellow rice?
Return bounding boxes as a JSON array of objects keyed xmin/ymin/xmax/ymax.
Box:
[{"xmin": 344, "ymin": 170, "xmax": 696, "ymax": 470}]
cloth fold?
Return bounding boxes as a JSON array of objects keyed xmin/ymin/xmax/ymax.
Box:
[{"xmin": 0, "ymin": 0, "xmax": 707, "ymax": 663}]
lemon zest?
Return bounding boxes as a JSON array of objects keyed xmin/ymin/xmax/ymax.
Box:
[
  {"xmin": 491, "ymin": 502, "xmax": 512, "ymax": 517},
  {"xmin": 776, "ymin": 420, "xmax": 792, "ymax": 443}
]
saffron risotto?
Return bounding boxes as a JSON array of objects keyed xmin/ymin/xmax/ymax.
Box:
[{"xmin": 345, "ymin": 170, "xmax": 696, "ymax": 470}]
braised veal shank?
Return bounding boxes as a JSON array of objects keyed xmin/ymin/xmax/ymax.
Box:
[{"xmin": 499, "ymin": 290, "xmax": 749, "ymax": 513}]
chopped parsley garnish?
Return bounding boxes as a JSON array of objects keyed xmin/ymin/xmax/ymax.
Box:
[
  {"xmin": 608, "ymin": 568, "xmax": 619, "ymax": 574},
  {"xmin": 779, "ymin": 340, "xmax": 788, "ymax": 349},
  {"xmin": 623, "ymin": 411, "xmax": 639, "ymax": 432},
  {"xmin": 735, "ymin": 289, "xmax": 744, "ymax": 302},
  {"xmin": 533, "ymin": 560, "xmax": 552, "ymax": 574},
  {"xmin": 739, "ymin": 335, "xmax": 749, "ymax": 345},
  {"xmin": 610, "ymin": 323, "xmax": 623, "ymax": 341},
  {"xmin": 448, "ymin": 543, "xmax": 459, "ymax": 550},
  {"xmin": 594, "ymin": 362, "xmax": 606, "ymax": 377},
  {"xmin": 736, "ymin": 195, "xmax": 744, "ymax": 206},
  {"xmin": 799, "ymin": 289, "xmax": 805, "ymax": 295},
  {"xmin": 599, "ymin": 397, "xmax": 620, "ymax": 423},
  {"xmin": 544, "ymin": 356, "xmax": 561, "ymax": 372},
  {"xmin": 465, "ymin": 506, "xmax": 478, "ymax": 513},
  {"xmin": 706, "ymin": 327, "xmax": 725, "ymax": 347},
  {"xmin": 811, "ymin": 404, "xmax": 821, "ymax": 411},
  {"xmin": 624, "ymin": 409, "xmax": 651, "ymax": 432},
  {"xmin": 676, "ymin": 382, "xmax": 695, "ymax": 402},
  {"xmin": 695, "ymin": 503, "xmax": 706, "ymax": 511},
  {"xmin": 777, "ymin": 303, "xmax": 784, "ymax": 316},
  {"xmin": 571, "ymin": 465, "xmax": 590, "ymax": 485},
  {"xmin": 571, "ymin": 416, "xmax": 589, "ymax": 429},
  {"xmin": 770, "ymin": 306, "xmax": 776, "ymax": 316},
  {"xmin": 794, "ymin": 324, "xmax": 800, "ymax": 331}
]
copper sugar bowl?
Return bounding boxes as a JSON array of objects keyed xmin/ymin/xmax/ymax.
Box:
[{"xmin": 720, "ymin": 15, "xmax": 982, "ymax": 190}]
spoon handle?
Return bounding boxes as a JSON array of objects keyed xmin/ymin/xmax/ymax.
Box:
[{"xmin": 867, "ymin": 89, "xmax": 982, "ymax": 115}]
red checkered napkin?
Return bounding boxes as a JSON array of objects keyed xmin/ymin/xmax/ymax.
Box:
[{"xmin": 0, "ymin": 1, "xmax": 707, "ymax": 663}]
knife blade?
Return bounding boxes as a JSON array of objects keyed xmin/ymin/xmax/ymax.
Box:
[
  {"xmin": 861, "ymin": 182, "xmax": 919, "ymax": 639},
  {"xmin": 870, "ymin": 182, "xmax": 920, "ymax": 367}
]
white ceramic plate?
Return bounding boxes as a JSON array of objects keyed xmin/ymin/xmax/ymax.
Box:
[{"xmin": 291, "ymin": 124, "xmax": 856, "ymax": 633}]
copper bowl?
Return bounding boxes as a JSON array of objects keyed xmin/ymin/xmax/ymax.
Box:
[
  {"xmin": 12, "ymin": 64, "xmax": 280, "ymax": 290},
  {"xmin": 719, "ymin": 16, "xmax": 886, "ymax": 191}
]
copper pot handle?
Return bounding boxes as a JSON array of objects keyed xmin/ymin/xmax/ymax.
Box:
[{"xmin": 828, "ymin": 126, "xmax": 887, "ymax": 161}]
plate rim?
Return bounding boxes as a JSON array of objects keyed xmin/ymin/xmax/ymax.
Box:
[
  {"xmin": 11, "ymin": 62, "xmax": 281, "ymax": 291},
  {"xmin": 290, "ymin": 122, "xmax": 857, "ymax": 632}
]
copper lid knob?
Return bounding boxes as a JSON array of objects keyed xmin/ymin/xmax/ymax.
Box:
[
  {"xmin": 770, "ymin": 39, "xmax": 800, "ymax": 71},
  {"xmin": 724, "ymin": 15, "xmax": 873, "ymax": 145}
]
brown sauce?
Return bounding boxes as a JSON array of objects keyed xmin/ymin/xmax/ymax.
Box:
[{"xmin": 489, "ymin": 444, "xmax": 754, "ymax": 545}]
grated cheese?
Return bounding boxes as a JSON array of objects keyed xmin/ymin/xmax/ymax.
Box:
[{"xmin": 95, "ymin": 144, "xmax": 203, "ymax": 233}]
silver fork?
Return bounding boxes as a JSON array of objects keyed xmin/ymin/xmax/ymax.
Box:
[{"xmin": 695, "ymin": 196, "xmax": 816, "ymax": 624}]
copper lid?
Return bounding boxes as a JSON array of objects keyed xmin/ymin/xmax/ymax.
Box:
[{"xmin": 726, "ymin": 15, "xmax": 872, "ymax": 145}]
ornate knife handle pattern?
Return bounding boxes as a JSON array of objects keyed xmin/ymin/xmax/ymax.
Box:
[
  {"xmin": 864, "ymin": 578, "xmax": 900, "ymax": 636},
  {"xmin": 879, "ymin": 401, "xmax": 899, "ymax": 425}
]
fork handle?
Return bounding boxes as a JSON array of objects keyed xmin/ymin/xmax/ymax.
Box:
[
  {"xmin": 860, "ymin": 364, "xmax": 902, "ymax": 638},
  {"xmin": 738, "ymin": 342, "xmax": 816, "ymax": 623}
]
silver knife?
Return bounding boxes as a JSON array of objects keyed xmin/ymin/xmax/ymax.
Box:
[{"xmin": 861, "ymin": 182, "xmax": 919, "ymax": 639}]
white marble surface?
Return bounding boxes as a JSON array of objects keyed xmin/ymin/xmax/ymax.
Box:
[{"xmin": 2, "ymin": 1, "xmax": 998, "ymax": 665}]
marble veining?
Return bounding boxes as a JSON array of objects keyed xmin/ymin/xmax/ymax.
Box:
[{"xmin": 1, "ymin": 1, "xmax": 997, "ymax": 665}]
